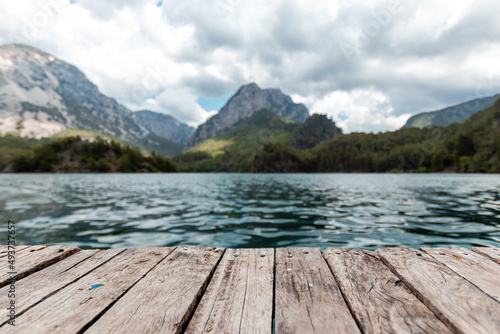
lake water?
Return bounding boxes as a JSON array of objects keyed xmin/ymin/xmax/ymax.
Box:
[{"xmin": 1, "ymin": 174, "xmax": 499, "ymax": 250}]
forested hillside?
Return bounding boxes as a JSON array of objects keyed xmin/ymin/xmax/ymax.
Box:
[
  {"xmin": 254, "ymin": 98, "xmax": 500, "ymax": 173},
  {"xmin": 7, "ymin": 137, "xmax": 177, "ymax": 173}
]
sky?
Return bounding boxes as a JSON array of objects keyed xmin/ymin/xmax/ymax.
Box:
[{"xmin": 1, "ymin": 0, "xmax": 500, "ymax": 132}]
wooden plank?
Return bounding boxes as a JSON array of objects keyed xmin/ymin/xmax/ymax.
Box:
[
  {"xmin": 186, "ymin": 248, "xmax": 274, "ymax": 334},
  {"xmin": 423, "ymin": 247, "xmax": 500, "ymax": 302},
  {"xmin": 0, "ymin": 247, "xmax": 174, "ymax": 334},
  {"xmin": 323, "ymin": 248, "xmax": 451, "ymax": 334},
  {"xmin": 0, "ymin": 245, "xmax": 31, "ymax": 258},
  {"xmin": 275, "ymin": 247, "xmax": 360, "ymax": 334},
  {"xmin": 0, "ymin": 245, "xmax": 46, "ymax": 257},
  {"xmin": 472, "ymin": 247, "xmax": 500, "ymax": 264},
  {"xmin": 0, "ymin": 248, "xmax": 125, "ymax": 319},
  {"xmin": 0, "ymin": 245, "xmax": 79, "ymax": 287},
  {"xmin": 378, "ymin": 247, "xmax": 500, "ymax": 334},
  {"xmin": 86, "ymin": 246, "xmax": 225, "ymax": 334}
]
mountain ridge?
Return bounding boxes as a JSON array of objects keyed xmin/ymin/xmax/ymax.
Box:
[{"xmin": 403, "ymin": 93, "xmax": 500, "ymax": 128}]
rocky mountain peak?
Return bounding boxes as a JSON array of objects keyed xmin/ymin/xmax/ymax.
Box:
[
  {"xmin": 188, "ymin": 83, "xmax": 309, "ymax": 147},
  {"xmin": 0, "ymin": 43, "xmax": 191, "ymax": 156}
]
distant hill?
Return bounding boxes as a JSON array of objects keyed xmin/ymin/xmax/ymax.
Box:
[
  {"xmin": 7, "ymin": 136, "xmax": 177, "ymax": 173},
  {"xmin": 188, "ymin": 83, "xmax": 309, "ymax": 147},
  {"xmin": 403, "ymin": 94, "xmax": 500, "ymax": 128},
  {"xmin": 0, "ymin": 44, "xmax": 190, "ymax": 156},
  {"xmin": 292, "ymin": 114, "xmax": 342, "ymax": 149}
]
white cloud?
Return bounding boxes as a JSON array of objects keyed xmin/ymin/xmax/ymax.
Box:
[
  {"xmin": 309, "ymin": 89, "xmax": 411, "ymax": 133},
  {"xmin": 0, "ymin": 0, "xmax": 499, "ymax": 130}
]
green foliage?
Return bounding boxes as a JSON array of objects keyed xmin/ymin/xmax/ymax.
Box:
[
  {"xmin": 0, "ymin": 135, "xmax": 48, "ymax": 170},
  {"xmin": 292, "ymin": 114, "xmax": 342, "ymax": 149},
  {"xmin": 253, "ymin": 98, "xmax": 500, "ymax": 173},
  {"xmin": 146, "ymin": 151, "xmax": 177, "ymax": 172},
  {"xmin": 253, "ymin": 143, "xmax": 305, "ymax": 172},
  {"xmin": 8, "ymin": 136, "xmax": 177, "ymax": 173}
]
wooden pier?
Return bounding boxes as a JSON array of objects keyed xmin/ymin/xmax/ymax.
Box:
[{"xmin": 0, "ymin": 245, "xmax": 499, "ymax": 333}]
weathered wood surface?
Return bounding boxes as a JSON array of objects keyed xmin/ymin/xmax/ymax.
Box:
[
  {"xmin": 1, "ymin": 245, "xmax": 500, "ymax": 334},
  {"xmin": 378, "ymin": 247, "xmax": 500, "ymax": 334},
  {"xmin": 186, "ymin": 248, "xmax": 274, "ymax": 334},
  {"xmin": 0, "ymin": 245, "xmax": 31, "ymax": 257},
  {"xmin": 0, "ymin": 248, "xmax": 125, "ymax": 319},
  {"xmin": 472, "ymin": 247, "xmax": 500, "ymax": 264},
  {"xmin": 1, "ymin": 247, "xmax": 173, "ymax": 334},
  {"xmin": 323, "ymin": 248, "xmax": 450, "ymax": 334},
  {"xmin": 275, "ymin": 247, "xmax": 360, "ymax": 334},
  {"xmin": 423, "ymin": 247, "xmax": 500, "ymax": 302},
  {"xmin": 0, "ymin": 245, "xmax": 78, "ymax": 287},
  {"xmin": 87, "ymin": 247, "xmax": 224, "ymax": 334}
]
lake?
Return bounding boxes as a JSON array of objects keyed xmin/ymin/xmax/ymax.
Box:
[{"xmin": 1, "ymin": 174, "xmax": 499, "ymax": 250}]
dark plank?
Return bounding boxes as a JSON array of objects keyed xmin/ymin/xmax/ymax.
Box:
[
  {"xmin": 423, "ymin": 247, "xmax": 500, "ymax": 302},
  {"xmin": 0, "ymin": 245, "xmax": 79, "ymax": 287},
  {"xmin": 323, "ymin": 248, "xmax": 450, "ymax": 334},
  {"xmin": 275, "ymin": 247, "xmax": 360, "ymax": 334},
  {"xmin": 0, "ymin": 247, "xmax": 174, "ymax": 334},
  {"xmin": 472, "ymin": 247, "xmax": 500, "ymax": 264},
  {"xmin": 0, "ymin": 248, "xmax": 125, "ymax": 319},
  {"xmin": 378, "ymin": 247, "xmax": 500, "ymax": 334},
  {"xmin": 86, "ymin": 247, "xmax": 224, "ymax": 334},
  {"xmin": 186, "ymin": 248, "xmax": 274, "ymax": 334}
]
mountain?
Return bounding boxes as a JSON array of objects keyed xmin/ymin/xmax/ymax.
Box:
[
  {"xmin": 291, "ymin": 114, "xmax": 342, "ymax": 149},
  {"xmin": 174, "ymin": 109, "xmax": 301, "ymax": 172},
  {"xmin": 132, "ymin": 110, "xmax": 194, "ymax": 148},
  {"xmin": 188, "ymin": 83, "xmax": 309, "ymax": 147},
  {"xmin": 403, "ymin": 94, "xmax": 500, "ymax": 128},
  {"xmin": 0, "ymin": 44, "xmax": 189, "ymax": 156}
]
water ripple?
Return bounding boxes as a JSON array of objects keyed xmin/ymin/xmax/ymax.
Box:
[{"xmin": 0, "ymin": 173, "xmax": 499, "ymax": 249}]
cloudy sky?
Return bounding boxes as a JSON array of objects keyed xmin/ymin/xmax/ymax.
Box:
[{"xmin": 1, "ymin": 0, "xmax": 499, "ymax": 132}]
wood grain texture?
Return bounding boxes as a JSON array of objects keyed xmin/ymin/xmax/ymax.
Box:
[
  {"xmin": 275, "ymin": 247, "xmax": 360, "ymax": 334},
  {"xmin": 0, "ymin": 245, "xmax": 31, "ymax": 257},
  {"xmin": 0, "ymin": 247, "xmax": 174, "ymax": 334},
  {"xmin": 423, "ymin": 247, "xmax": 500, "ymax": 302},
  {"xmin": 186, "ymin": 248, "xmax": 274, "ymax": 334},
  {"xmin": 378, "ymin": 247, "xmax": 500, "ymax": 334},
  {"xmin": 323, "ymin": 248, "xmax": 450, "ymax": 334},
  {"xmin": 0, "ymin": 248, "xmax": 125, "ymax": 319},
  {"xmin": 472, "ymin": 247, "xmax": 500, "ymax": 264},
  {"xmin": 0, "ymin": 245, "xmax": 79, "ymax": 287},
  {"xmin": 86, "ymin": 246, "xmax": 224, "ymax": 334}
]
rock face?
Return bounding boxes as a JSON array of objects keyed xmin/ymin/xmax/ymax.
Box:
[
  {"xmin": 403, "ymin": 94, "xmax": 500, "ymax": 128},
  {"xmin": 188, "ymin": 83, "xmax": 309, "ymax": 147},
  {"xmin": 292, "ymin": 114, "xmax": 343, "ymax": 149},
  {"xmin": 132, "ymin": 110, "xmax": 194, "ymax": 148},
  {"xmin": 0, "ymin": 44, "xmax": 190, "ymax": 156}
]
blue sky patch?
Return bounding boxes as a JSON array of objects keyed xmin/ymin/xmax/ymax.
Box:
[
  {"xmin": 338, "ymin": 111, "xmax": 349, "ymax": 121},
  {"xmin": 197, "ymin": 94, "xmax": 231, "ymax": 112}
]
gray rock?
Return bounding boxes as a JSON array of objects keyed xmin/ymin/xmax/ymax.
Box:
[
  {"xmin": 132, "ymin": 110, "xmax": 194, "ymax": 148},
  {"xmin": 188, "ymin": 83, "xmax": 309, "ymax": 147},
  {"xmin": 0, "ymin": 43, "xmax": 190, "ymax": 156},
  {"xmin": 403, "ymin": 94, "xmax": 500, "ymax": 129}
]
